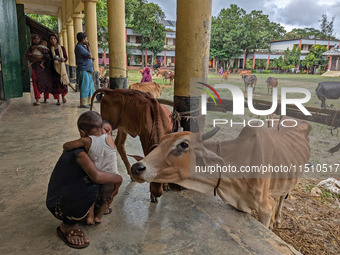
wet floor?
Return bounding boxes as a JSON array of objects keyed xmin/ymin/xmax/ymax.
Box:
[{"xmin": 0, "ymin": 89, "xmax": 300, "ymax": 254}]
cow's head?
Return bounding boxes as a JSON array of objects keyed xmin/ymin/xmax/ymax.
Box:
[{"xmin": 131, "ymin": 128, "xmax": 224, "ymax": 184}]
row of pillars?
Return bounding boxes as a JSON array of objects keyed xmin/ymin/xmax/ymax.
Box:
[{"xmin": 57, "ymin": 0, "xmax": 127, "ymax": 89}]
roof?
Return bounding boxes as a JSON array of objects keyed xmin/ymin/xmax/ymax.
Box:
[
  {"xmin": 323, "ymin": 48, "xmax": 340, "ymax": 56},
  {"xmin": 271, "ymin": 38, "xmax": 339, "ymax": 44}
]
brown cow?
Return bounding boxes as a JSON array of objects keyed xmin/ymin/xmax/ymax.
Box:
[
  {"xmin": 91, "ymin": 88, "xmax": 172, "ymax": 202},
  {"xmin": 221, "ymin": 70, "xmax": 231, "ymax": 81},
  {"xmin": 162, "ymin": 71, "xmax": 174, "ymax": 85},
  {"xmin": 129, "ymin": 82, "xmax": 162, "ymax": 98},
  {"xmin": 156, "ymin": 68, "xmax": 171, "ymax": 77},
  {"xmin": 265, "ymin": 77, "xmax": 278, "ymax": 95},
  {"xmin": 238, "ymin": 70, "xmax": 251, "ymax": 76},
  {"xmin": 131, "ymin": 120, "xmax": 311, "ymax": 228}
]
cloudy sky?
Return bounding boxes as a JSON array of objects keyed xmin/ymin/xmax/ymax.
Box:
[{"xmin": 149, "ymin": 0, "xmax": 340, "ymax": 38}]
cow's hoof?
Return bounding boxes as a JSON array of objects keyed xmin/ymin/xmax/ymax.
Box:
[{"xmin": 151, "ymin": 196, "xmax": 158, "ymax": 203}]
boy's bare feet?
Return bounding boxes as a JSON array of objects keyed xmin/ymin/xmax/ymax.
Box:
[
  {"xmin": 58, "ymin": 223, "xmax": 89, "ymax": 249},
  {"xmin": 94, "ymin": 217, "xmax": 102, "ymax": 224},
  {"xmin": 86, "ymin": 204, "xmax": 95, "ymax": 225}
]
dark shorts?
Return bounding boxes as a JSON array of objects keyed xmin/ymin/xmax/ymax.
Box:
[{"xmin": 48, "ymin": 179, "xmax": 99, "ymax": 225}]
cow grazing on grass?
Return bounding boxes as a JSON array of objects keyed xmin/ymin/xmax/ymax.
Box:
[
  {"xmin": 131, "ymin": 120, "xmax": 311, "ymax": 228},
  {"xmin": 315, "ymin": 82, "xmax": 340, "ymax": 108},
  {"xmin": 129, "ymin": 82, "xmax": 162, "ymax": 98},
  {"xmin": 162, "ymin": 71, "xmax": 174, "ymax": 85},
  {"xmin": 222, "ymin": 70, "xmax": 231, "ymax": 81},
  {"xmin": 242, "ymin": 74, "xmax": 257, "ymax": 92},
  {"xmin": 91, "ymin": 88, "xmax": 172, "ymax": 202},
  {"xmin": 265, "ymin": 77, "xmax": 278, "ymax": 95}
]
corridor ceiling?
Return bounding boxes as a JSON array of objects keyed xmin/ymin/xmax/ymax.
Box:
[{"xmin": 16, "ymin": 0, "xmax": 62, "ymax": 16}]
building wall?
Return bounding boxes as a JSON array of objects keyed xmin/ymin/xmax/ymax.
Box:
[{"xmin": 0, "ymin": 0, "xmax": 23, "ymax": 99}]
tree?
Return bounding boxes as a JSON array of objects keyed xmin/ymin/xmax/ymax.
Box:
[
  {"xmin": 27, "ymin": 14, "xmax": 58, "ymax": 32},
  {"xmin": 284, "ymin": 47, "xmax": 290, "ymax": 66},
  {"xmin": 301, "ymin": 45, "xmax": 327, "ymax": 73},
  {"xmin": 129, "ymin": 1, "xmax": 166, "ymax": 66},
  {"xmin": 210, "ymin": 4, "xmax": 285, "ymax": 70},
  {"xmin": 319, "ymin": 14, "xmax": 335, "ymax": 40}
]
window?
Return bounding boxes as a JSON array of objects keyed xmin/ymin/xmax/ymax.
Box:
[{"xmin": 136, "ymin": 36, "xmax": 141, "ymax": 43}]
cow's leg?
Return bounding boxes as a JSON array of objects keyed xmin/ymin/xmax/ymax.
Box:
[
  {"xmin": 115, "ymin": 129, "xmax": 131, "ymax": 176},
  {"xmin": 258, "ymin": 196, "xmax": 275, "ymax": 228},
  {"xmin": 273, "ymin": 195, "xmax": 285, "ymax": 228},
  {"xmin": 150, "ymin": 182, "xmax": 163, "ymax": 203},
  {"xmin": 319, "ymin": 96, "xmax": 326, "ymax": 108}
]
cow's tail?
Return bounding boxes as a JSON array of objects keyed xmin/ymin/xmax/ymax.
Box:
[{"xmin": 90, "ymin": 88, "xmax": 114, "ymax": 110}]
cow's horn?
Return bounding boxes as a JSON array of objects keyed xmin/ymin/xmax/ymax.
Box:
[{"xmin": 201, "ymin": 127, "xmax": 220, "ymax": 141}]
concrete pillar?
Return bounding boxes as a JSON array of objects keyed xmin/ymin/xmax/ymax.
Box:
[
  {"xmin": 327, "ymin": 56, "xmax": 332, "ymax": 71},
  {"xmin": 252, "ymin": 54, "xmax": 256, "ymax": 69},
  {"xmin": 83, "ymin": 0, "xmax": 99, "ymax": 89},
  {"xmin": 62, "ymin": 27, "xmax": 69, "ymax": 65},
  {"xmin": 107, "ymin": 0, "xmax": 127, "ymax": 89},
  {"xmin": 58, "ymin": 32, "xmax": 63, "ymax": 47},
  {"xmin": 72, "ymin": 12, "xmax": 84, "ymax": 47},
  {"xmin": 174, "ymin": 0, "xmax": 212, "ymax": 132},
  {"xmin": 243, "ymin": 52, "xmax": 246, "ymax": 69},
  {"xmin": 266, "ymin": 55, "xmax": 270, "ymax": 69},
  {"xmin": 164, "ymin": 50, "xmax": 167, "ymax": 67},
  {"xmin": 66, "ymin": 20, "xmax": 76, "ymax": 82}
]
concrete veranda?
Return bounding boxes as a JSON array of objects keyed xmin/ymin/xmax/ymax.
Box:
[{"xmin": 0, "ymin": 89, "xmax": 301, "ymax": 255}]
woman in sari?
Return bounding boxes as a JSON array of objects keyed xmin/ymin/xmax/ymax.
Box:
[
  {"xmin": 141, "ymin": 66, "xmax": 152, "ymax": 82},
  {"xmin": 26, "ymin": 34, "xmax": 53, "ymax": 105},
  {"xmin": 49, "ymin": 34, "xmax": 69, "ymax": 105}
]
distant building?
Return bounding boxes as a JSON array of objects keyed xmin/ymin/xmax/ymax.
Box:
[
  {"xmin": 99, "ymin": 20, "xmax": 176, "ymax": 67},
  {"xmin": 98, "ymin": 22, "xmax": 340, "ymax": 71},
  {"xmin": 230, "ymin": 38, "xmax": 340, "ymax": 70}
]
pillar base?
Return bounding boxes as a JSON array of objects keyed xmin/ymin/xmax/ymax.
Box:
[
  {"xmin": 93, "ymin": 71, "xmax": 99, "ymax": 90},
  {"xmin": 109, "ymin": 77, "xmax": 127, "ymax": 89},
  {"xmin": 174, "ymin": 95, "xmax": 202, "ymax": 132}
]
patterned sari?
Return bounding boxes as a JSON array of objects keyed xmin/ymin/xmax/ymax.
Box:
[{"xmin": 77, "ymin": 69, "xmax": 95, "ymax": 107}]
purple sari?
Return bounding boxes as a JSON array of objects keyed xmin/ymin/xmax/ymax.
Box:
[{"xmin": 141, "ymin": 67, "xmax": 152, "ymax": 82}]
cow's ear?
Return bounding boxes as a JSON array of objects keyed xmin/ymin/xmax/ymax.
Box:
[{"xmin": 194, "ymin": 144, "xmax": 226, "ymax": 172}]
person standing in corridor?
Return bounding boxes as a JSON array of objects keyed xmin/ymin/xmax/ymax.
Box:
[{"xmin": 75, "ymin": 32, "xmax": 95, "ymax": 108}]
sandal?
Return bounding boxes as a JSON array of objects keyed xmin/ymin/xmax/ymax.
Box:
[
  {"xmin": 62, "ymin": 98, "xmax": 67, "ymax": 104},
  {"xmin": 33, "ymin": 102, "xmax": 40, "ymax": 106},
  {"xmin": 56, "ymin": 102, "xmax": 61, "ymax": 106},
  {"xmin": 56, "ymin": 227, "xmax": 89, "ymax": 249}
]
